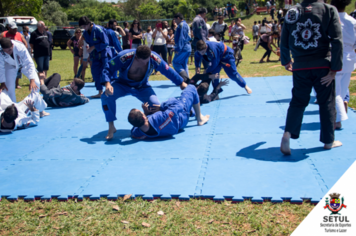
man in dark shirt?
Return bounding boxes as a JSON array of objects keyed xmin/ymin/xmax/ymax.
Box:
[
  {"xmin": 30, "ymin": 21, "xmax": 50, "ymax": 79},
  {"xmin": 192, "ymin": 8, "xmax": 209, "ymax": 71}
]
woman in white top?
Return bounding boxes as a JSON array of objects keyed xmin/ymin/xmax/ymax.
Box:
[
  {"xmin": 331, "ymin": 0, "xmax": 356, "ymax": 129},
  {"xmin": 152, "ymin": 20, "xmax": 168, "ymax": 63}
]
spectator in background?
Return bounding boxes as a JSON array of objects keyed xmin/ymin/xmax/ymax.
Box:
[
  {"xmin": 22, "ymin": 26, "xmax": 31, "ymax": 55},
  {"xmin": 0, "ymin": 22, "xmax": 28, "ymax": 89},
  {"xmin": 277, "ymin": 8, "xmax": 283, "ymax": 21},
  {"xmin": 170, "ymin": 19, "xmax": 178, "ymax": 34},
  {"xmin": 227, "ymin": 2, "xmax": 232, "ymax": 19},
  {"xmin": 129, "ymin": 19, "xmax": 142, "ymax": 49},
  {"xmin": 245, "ymin": 3, "xmax": 250, "ymax": 15},
  {"xmin": 228, "ymin": 21, "xmax": 235, "ymax": 43},
  {"xmin": 167, "ymin": 28, "xmax": 175, "ymax": 66},
  {"xmin": 77, "ymin": 39, "xmax": 91, "ymax": 80},
  {"xmin": 252, "ymin": 21, "xmax": 259, "ymax": 45},
  {"xmin": 213, "ymin": 6, "xmax": 219, "ymax": 20},
  {"xmin": 258, "ymin": 31, "xmax": 279, "ymax": 63},
  {"xmin": 204, "ymin": 17, "xmax": 211, "ymax": 30},
  {"xmin": 67, "ymin": 28, "xmax": 83, "ymax": 78},
  {"xmin": 107, "ymin": 19, "xmax": 123, "ymax": 53},
  {"xmin": 143, "ymin": 26, "xmax": 153, "ymax": 48},
  {"xmin": 45, "ymin": 26, "xmax": 53, "ymax": 61},
  {"xmin": 266, "ymin": 0, "xmax": 271, "ymax": 13},
  {"xmin": 211, "ymin": 13, "xmax": 228, "ymax": 42},
  {"xmin": 122, "ymin": 21, "xmax": 130, "ymax": 50},
  {"xmin": 208, "ymin": 29, "xmax": 218, "ymax": 42},
  {"xmin": 270, "ymin": 6, "xmax": 275, "ymax": 20},
  {"xmin": 192, "ymin": 8, "xmax": 208, "ymax": 70},
  {"xmin": 152, "ymin": 20, "xmax": 168, "ymax": 70},
  {"xmin": 30, "ymin": 21, "xmax": 51, "ymax": 79}
]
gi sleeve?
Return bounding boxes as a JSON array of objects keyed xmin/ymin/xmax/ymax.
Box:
[
  {"xmin": 0, "ymin": 53, "xmax": 5, "ymax": 84},
  {"xmin": 108, "ymin": 30, "xmax": 122, "ymax": 52},
  {"xmin": 94, "ymin": 26, "xmax": 110, "ymax": 52},
  {"xmin": 155, "ymin": 59, "xmax": 183, "ymax": 86},
  {"xmin": 280, "ymin": 24, "xmax": 291, "ymax": 66},
  {"xmin": 131, "ymin": 127, "xmax": 147, "ymax": 139},
  {"xmin": 16, "ymin": 110, "xmax": 40, "ymax": 129},
  {"xmin": 19, "ymin": 43, "xmax": 39, "ymax": 84},
  {"xmin": 175, "ymin": 23, "xmax": 186, "ymax": 52},
  {"xmin": 328, "ymin": 6, "xmax": 343, "ymax": 71},
  {"xmin": 194, "ymin": 51, "xmax": 202, "ymax": 68},
  {"xmin": 101, "ymin": 55, "xmax": 123, "ymax": 84}
]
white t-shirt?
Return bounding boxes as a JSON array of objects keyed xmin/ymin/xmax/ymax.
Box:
[
  {"xmin": 167, "ymin": 34, "xmax": 174, "ymax": 48},
  {"xmin": 266, "ymin": 23, "xmax": 272, "ymax": 33},
  {"xmin": 153, "ymin": 29, "xmax": 167, "ymax": 46},
  {"xmin": 208, "ymin": 36, "xmax": 217, "ymax": 42},
  {"xmin": 144, "ymin": 32, "xmax": 153, "ymax": 44},
  {"xmin": 83, "ymin": 40, "xmax": 89, "ymax": 59},
  {"xmin": 206, "ymin": 23, "xmax": 211, "ymax": 30}
]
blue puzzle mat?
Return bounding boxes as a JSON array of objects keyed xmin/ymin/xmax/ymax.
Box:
[{"xmin": 1, "ymin": 76, "xmax": 355, "ymax": 203}]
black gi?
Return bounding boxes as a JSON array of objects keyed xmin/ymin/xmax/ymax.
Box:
[{"xmin": 280, "ymin": 0, "xmax": 343, "ymax": 144}]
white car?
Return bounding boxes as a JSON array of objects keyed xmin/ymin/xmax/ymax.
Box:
[{"xmin": 0, "ymin": 16, "xmax": 38, "ymax": 33}]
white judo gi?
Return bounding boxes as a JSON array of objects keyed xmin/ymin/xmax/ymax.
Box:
[
  {"xmin": 336, "ymin": 12, "xmax": 356, "ymax": 123},
  {"xmin": 0, "ymin": 91, "xmax": 47, "ymax": 132},
  {"xmin": 0, "ymin": 40, "xmax": 40, "ymax": 102}
]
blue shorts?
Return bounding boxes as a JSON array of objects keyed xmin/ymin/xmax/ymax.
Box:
[{"xmin": 35, "ymin": 56, "xmax": 50, "ymax": 72}]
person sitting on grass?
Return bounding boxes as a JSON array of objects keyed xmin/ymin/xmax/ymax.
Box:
[
  {"xmin": 258, "ymin": 31, "xmax": 279, "ymax": 63},
  {"xmin": 0, "ymin": 90, "xmax": 47, "ymax": 133},
  {"xmin": 40, "ymin": 73, "xmax": 89, "ymax": 107},
  {"xmin": 128, "ymin": 85, "xmax": 209, "ymax": 139}
]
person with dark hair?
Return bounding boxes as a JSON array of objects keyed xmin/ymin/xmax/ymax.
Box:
[
  {"xmin": 0, "ymin": 89, "xmax": 47, "ymax": 133},
  {"xmin": 122, "ymin": 21, "xmax": 130, "ymax": 50},
  {"xmin": 152, "ymin": 20, "xmax": 168, "ymax": 66},
  {"xmin": 101, "ymin": 45, "xmax": 188, "ymax": 140},
  {"xmin": 208, "ymin": 29, "xmax": 217, "ymax": 41},
  {"xmin": 170, "ymin": 19, "xmax": 178, "ymax": 34},
  {"xmin": 189, "ymin": 73, "xmax": 229, "ymax": 104},
  {"xmin": 258, "ymin": 31, "xmax": 279, "ymax": 63},
  {"xmin": 280, "ymin": 0, "xmax": 343, "ymax": 155},
  {"xmin": 211, "ymin": 13, "xmax": 228, "ymax": 42},
  {"xmin": 107, "ymin": 19, "xmax": 123, "ymax": 53},
  {"xmin": 330, "ymin": 0, "xmax": 355, "ymax": 129},
  {"xmin": 129, "ymin": 19, "xmax": 142, "ymax": 49},
  {"xmin": 67, "ymin": 28, "xmax": 83, "ymax": 78},
  {"xmin": 194, "ymin": 40, "xmax": 252, "ymax": 95},
  {"xmin": 78, "ymin": 16, "xmax": 112, "ymax": 98},
  {"xmin": 173, "ymin": 13, "xmax": 192, "ymax": 83},
  {"xmin": 129, "ymin": 85, "xmax": 209, "ymax": 139},
  {"xmin": 0, "ymin": 38, "xmax": 44, "ymax": 104},
  {"xmin": 192, "ymin": 8, "xmax": 209, "ymax": 71},
  {"xmin": 39, "ymin": 73, "xmax": 89, "ymax": 107}
]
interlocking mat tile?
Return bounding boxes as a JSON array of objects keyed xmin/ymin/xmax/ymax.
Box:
[{"xmin": 1, "ymin": 77, "xmax": 355, "ymax": 202}]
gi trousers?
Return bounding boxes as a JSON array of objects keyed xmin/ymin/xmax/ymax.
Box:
[{"xmin": 285, "ymin": 68, "xmax": 335, "ymax": 144}]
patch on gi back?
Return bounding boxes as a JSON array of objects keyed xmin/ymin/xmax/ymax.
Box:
[
  {"xmin": 285, "ymin": 8, "xmax": 300, "ymax": 24},
  {"xmin": 292, "ymin": 19, "xmax": 321, "ymax": 49},
  {"xmin": 150, "ymin": 53, "xmax": 161, "ymax": 65},
  {"xmin": 120, "ymin": 51, "xmax": 134, "ymax": 63},
  {"xmin": 159, "ymin": 112, "xmax": 174, "ymax": 130}
]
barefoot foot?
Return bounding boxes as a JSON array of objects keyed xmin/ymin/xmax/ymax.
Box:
[
  {"xmin": 106, "ymin": 127, "xmax": 117, "ymax": 140},
  {"xmin": 198, "ymin": 114, "xmax": 210, "ymax": 126},
  {"xmin": 324, "ymin": 140, "xmax": 342, "ymax": 150},
  {"xmin": 344, "ymin": 101, "xmax": 348, "ymax": 114},
  {"xmin": 280, "ymin": 132, "xmax": 291, "ymax": 155},
  {"xmin": 40, "ymin": 111, "xmax": 50, "ymax": 118},
  {"xmin": 91, "ymin": 93, "xmax": 102, "ymax": 98},
  {"xmin": 245, "ymin": 85, "xmax": 252, "ymax": 94}
]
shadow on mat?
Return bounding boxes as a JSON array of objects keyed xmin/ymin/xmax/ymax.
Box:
[
  {"xmin": 218, "ymin": 94, "xmax": 249, "ymax": 101},
  {"xmin": 236, "ymin": 142, "xmax": 327, "ymax": 162},
  {"xmin": 152, "ymin": 85, "xmax": 177, "ymax": 89},
  {"xmin": 280, "ymin": 122, "xmax": 320, "ymax": 131},
  {"xmin": 266, "ymin": 97, "xmax": 317, "ymax": 104},
  {"xmin": 250, "ymin": 60, "xmax": 279, "ymax": 64},
  {"xmin": 304, "ymin": 110, "xmax": 319, "ymax": 115},
  {"xmin": 80, "ymin": 130, "xmax": 177, "ymax": 145}
]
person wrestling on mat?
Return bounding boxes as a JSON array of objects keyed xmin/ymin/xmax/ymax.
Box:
[
  {"xmin": 194, "ymin": 40, "xmax": 252, "ymax": 95},
  {"xmin": 128, "ymin": 85, "xmax": 209, "ymax": 139},
  {"xmin": 101, "ymin": 45, "xmax": 187, "ymax": 140}
]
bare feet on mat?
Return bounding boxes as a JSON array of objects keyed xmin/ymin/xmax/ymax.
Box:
[
  {"xmin": 335, "ymin": 122, "xmax": 342, "ymax": 130},
  {"xmin": 344, "ymin": 101, "xmax": 348, "ymax": 114},
  {"xmin": 91, "ymin": 91, "xmax": 103, "ymax": 98},
  {"xmin": 324, "ymin": 141, "xmax": 342, "ymax": 150},
  {"xmin": 198, "ymin": 114, "xmax": 210, "ymax": 126},
  {"xmin": 106, "ymin": 122, "xmax": 117, "ymax": 140},
  {"xmin": 40, "ymin": 111, "xmax": 50, "ymax": 118},
  {"xmin": 245, "ymin": 85, "xmax": 252, "ymax": 94},
  {"xmin": 280, "ymin": 132, "xmax": 291, "ymax": 155}
]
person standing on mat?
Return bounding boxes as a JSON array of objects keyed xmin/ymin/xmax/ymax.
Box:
[
  {"xmin": 280, "ymin": 0, "xmax": 343, "ymax": 155},
  {"xmin": 40, "ymin": 73, "xmax": 89, "ymax": 107},
  {"xmin": 128, "ymin": 85, "xmax": 209, "ymax": 139},
  {"xmin": 194, "ymin": 40, "xmax": 252, "ymax": 95},
  {"xmin": 172, "ymin": 13, "xmax": 192, "ymax": 83},
  {"xmin": 101, "ymin": 45, "xmax": 187, "ymax": 140},
  {"xmin": 78, "ymin": 16, "xmax": 112, "ymax": 98}
]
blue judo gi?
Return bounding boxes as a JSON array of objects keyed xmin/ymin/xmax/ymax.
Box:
[
  {"xmin": 131, "ymin": 85, "xmax": 199, "ymax": 139},
  {"xmin": 172, "ymin": 20, "xmax": 191, "ymax": 82},
  {"xmin": 83, "ymin": 23, "xmax": 112, "ymax": 91},
  {"xmin": 194, "ymin": 41, "xmax": 246, "ymax": 90},
  {"xmin": 106, "ymin": 28, "xmax": 122, "ymax": 79},
  {"xmin": 101, "ymin": 49, "xmax": 184, "ymax": 122}
]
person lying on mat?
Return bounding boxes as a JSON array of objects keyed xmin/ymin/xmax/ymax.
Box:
[
  {"xmin": 128, "ymin": 85, "xmax": 209, "ymax": 139},
  {"xmin": 40, "ymin": 73, "xmax": 89, "ymax": 107},
  {"xmin": 189, "ymin": 73, "xmax": 229, "ymax": 104},
  {"xmin": 0, "ymin": 90, "xmax": 47, "ymax": 133}
]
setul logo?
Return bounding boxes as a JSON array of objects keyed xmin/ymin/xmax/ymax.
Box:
[{"xmin": 324, "ymin": 193, "xmax": 347, "ymax": 215}]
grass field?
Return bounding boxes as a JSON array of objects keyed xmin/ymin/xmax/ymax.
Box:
[{"xmin": 8, "ymin": 6, "xmax": 356, "ymax": 234}]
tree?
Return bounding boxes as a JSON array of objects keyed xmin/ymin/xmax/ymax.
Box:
[
  {"xmin": 0, "ymin": 0, "xmax": 42, "ymax": 17},
  {"xmin": 42, "ymin": 1, "xmax": 68, "ymax": 26},
  {"xmin": 177, "ymin": 0, "xmax": 199, "ymax": 20},
  {"xmin": 158, "ymin": 0, "xmax": 179, "ymax": 19},
  {"xmin": 137, "ymin": 1, "xmax": 163, "ymax": 20}
]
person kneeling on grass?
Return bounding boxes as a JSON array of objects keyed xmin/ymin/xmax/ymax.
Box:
[
  {"xmin": 40, "ymin": 73, "xmax": 89, "ymax": 107},
  {"xmin": 0, "ymin": 91, "xmax": 47, "ymax": 133},
  {"xmin": 128, "ymin": 85, "xmax": 209, "ymax": 139}
]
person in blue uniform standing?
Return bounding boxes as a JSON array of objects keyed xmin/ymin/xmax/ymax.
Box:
[
  {"xmin": 101, "ymin": 45, "xmax": 188, "ymax": 140},
  {"xmin": 172, "ymin": 13, "xmax": 191, "ymax": 83},
  {"xmin": 128, "ymin": 85, "xmax": 210, "ymax": 139},
  {"xmin": 194, "ymin": 40, "xmax": 252, "ymax": 94},
  {"xmin": 78, "ymin": 16, "xmax": 112, "ymax": 98},
  {"xmin": 106, "ymin": 19, "xmax": 123, "ymax": 53}
]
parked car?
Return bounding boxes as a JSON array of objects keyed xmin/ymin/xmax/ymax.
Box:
[
  {"xmin": 0, "ymin": 16, "xmax": 38, "ymax": 33},
  {"xmin": 53, "ymin": 27, "xmax": 75, "ymax": 50}
]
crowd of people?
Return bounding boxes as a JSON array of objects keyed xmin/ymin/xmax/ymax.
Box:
[{"xmin": 1, "ymin": 0, "xmax": 356, "ymax": 155}]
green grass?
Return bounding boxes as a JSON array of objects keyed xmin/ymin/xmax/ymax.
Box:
[{"xmin": 0, "ymin": 198, "xmax": 313, "ymax": 235}]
